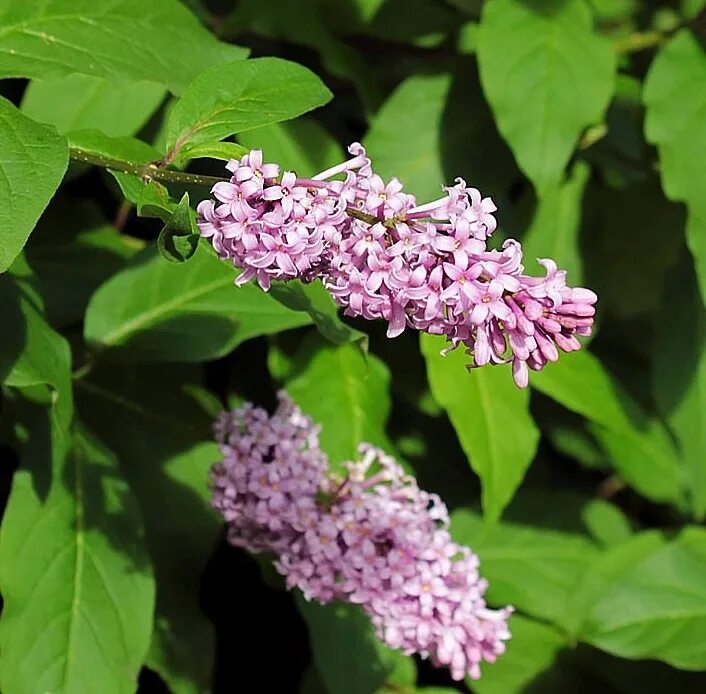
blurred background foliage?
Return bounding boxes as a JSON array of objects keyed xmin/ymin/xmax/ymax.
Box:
[{"xmin": 1, "ymin": 0, "xmax": 706, "ymax": 692}]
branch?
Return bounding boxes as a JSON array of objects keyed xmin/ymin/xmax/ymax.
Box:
[{"xmin": 69, "ymin": 148, "xmax": 229, "ymax": 187}]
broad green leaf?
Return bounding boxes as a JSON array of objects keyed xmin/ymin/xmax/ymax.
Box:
[
  {"xmin": 0, "ymin": 97, "xmax": 68, "ymax": 272},
  {"xmin": 471, "ymin": 616, "xmax": 567, "ymax": 694},
  {"xmin": 164, "ymin": 58, "xmax": 332, "ymax": 164},
  {"xmin": 421, "ymin": 334, "xmax": 540, "ymax": 522},
  {"xmin": 75, "ymin": 363, "xmax": 220, "ymax": 694},
  {"xmin": 576, "ymin": 528, "xmax": 706, "ymax": 670},
  {"xmin": 285, "ymin": 338, "xmax": 392, "ymax": 468},
  {"xmin": 177, "ymin": 141, "xmax": 248, "ymax": 163},
  {"xmin": 84, "ymin": 246, "xmax": 312, "ymax": 362},
  {"xmin": 644, "ymin": 30, "xmax": 706, "ymax": 303},
  {"xmin": 297, "ymin": 599, "xmax": 416, "ymax": 694},
  {"xmin": 0, "ymin": 423, "xmax": 155, "ymax": 694},
  {"xmin": 68, "ymin": 129, "xmax": 160, "ymax": 164},
  {"xmin": 531, "ymin": 351, "xmax": 684, "ymax": 506},
  {"xmin": 0, "ymin": 274, "xmax": 73, "ymax": 431},
  {"xmin": 156, "ymin": 193, "xmax": 200, "ymax": 264},
  {"xmin": 566, "ymin": 531, "xmax": 666, "ymax": 637},
  {"xmin": 365, "ymin": 73, "xmax": 452, "ymax": 202},
  {"xmin": 22, "ymin": 74, "xmax": 166, "ymax": 137},
  {"xmin": 451, "ymin": 508, "xmax": 599, "ymax": 626},
  {"xmin": 0, "ymin": 0, "xmax": 247, "ymax": 94},
  {"xmin": 581, "ymin": 498, "xmax": 633, "ymax": 548},
  {"xmin": 238, "ymin": 117, "xmax": 343, "ymax": 177},
  {"xmin": 270, "ymin": 280, "xmax": 368, "ymax": 349},
  {"xmin": 654, "ymin": 263, "xmax": 706, "ymax": 519},
  {"xmin": 364, "ymin": 66, "xmax": 518, "ymax": 200},
  {"xmin": 477, "ymin": 0, "xmax": 615, "ymax": 192},
  {"xmin": 522, "ymin": 160, "xmax": 590, "ymax": 285}
]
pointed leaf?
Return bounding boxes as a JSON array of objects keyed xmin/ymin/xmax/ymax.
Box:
[
  {"xmin": 0, "ymin": 0, "xmax": 247, "ymax": 94},
  {"xmin": 471, "ymin": 616, "xmax": 567, "ymax": 694},
  {"xmin": 297, "ymin": 599, "xmax": 416, "ymax": 694},
  {"xmin": 285, "ymin": 338, "xmax": 392, "ymax": 468},
  {"xmin": 84, "ymin": 247, "xmax": 313, "ymax": 362},
  {"xmin": 0, "ymin": 423, "xmax": 155, "ymax": 694},
  {"xmin": 165, "ymin": 57, "xmax": 332, "ymax": 163},
  {"xmin": 477, "ymin": 0, "xmax": 615, "ymax": 192},
  {"xmin": 577, "ymin": 528, "xmax": 706, "ymax": 670},
  {"xmin": 0, "ymin": 97, "xmax": 68, "ymax": 272},
  {"xmin": 22, "ymin": 74, "xmax": 166, "ymax": 137},
  {"xmin": 156, "ymin": 193, "xmax": 199, "ymax": 264},
  {"xmin": 451, "ymin": 508, "xmax": 599, "ymax": 626},
  {"xmin": 422, "ymin": 334, "xmax": 540, "ymax": 522}
]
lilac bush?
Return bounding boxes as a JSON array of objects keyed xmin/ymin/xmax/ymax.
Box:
[{"xmin": 1, "ymin": 1, "xmax": 705, "ymax": 693}]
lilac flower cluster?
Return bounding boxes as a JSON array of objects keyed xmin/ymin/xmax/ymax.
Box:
[
  {"xmin": 211, "ymin": 392, "xmax": 512, "ymax": 681},
  {"xmin": 197, "ymin": 145, "xmax": 597, "ymax": 387}
]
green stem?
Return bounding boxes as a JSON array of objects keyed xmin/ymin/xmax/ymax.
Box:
[
  {"xmin": 614, "ymin": 30, "xmax": 665, "ymax": 55},
  {"xmin": 69, "ymin": 147, "xmax": 229, "ymax": 187},
  {"xmin": 614, "ymin": 9, "xmax": 706, "ymax": 55}
]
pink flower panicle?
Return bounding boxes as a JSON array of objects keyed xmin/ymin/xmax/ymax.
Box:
[
  {"xmin": 211, "ymin": 392, "xmax": 512, "ymax": 681},
  {"xmin": 197, "ymin": 145, "xmax": 597, "ymax": 387}
]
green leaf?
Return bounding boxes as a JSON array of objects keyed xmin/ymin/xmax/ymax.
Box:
[
  {"xmin": 22, "ymin": 74, "xmax": 166, "ymax": 137},
  {"xmin": 471, "ymin": 615, "xmax": 567, "ymax": 694},
  {"xmin": 238, "ymin": 117, "xmax": 343, "ymax": 177},
  {"xmin": 164, "ymin": 57, "xmax": 332, "ymax": 165},
  {"xmin": 421, "ymin": 334, "xmax": 540, "ymax": 522},
  {"xmin": 644, "ymin": 30, "xmax": 706, "ymax": 304},
  {"xmin": 476, "ymin": 0, "xmax": 615, "ymax": 192},
  {"xmin": 84, "ymin": 247, "xmax": 313, "ymax": 362},
  {"xmin": 269, "ymin": 280, "xmax": 368, "ymax": 349},
  {"xmin": 0, "ymin": 97, "xmax": 68, "ymax": 272},
  {"xmin": 297, "ymin": 599, "xmax": 416, "ymax": 694},
  {"xmin": 531, "ymin": 351, "xmax": 684, "ymax": 506},
  {"xmin": 363, "ymin": 64, "xmax": 518, "ymax": 200},
  {"xmin": 0, "ymin": 0, "xmax": 247, "ymax": 95},
  {"xmin": 0, "ymin": 422, "xmax": 155, "ymax": 694},
  {"xmin": 156, "ymin": 193, "xmax": 199, "ymax": 264},
  {"xmin": 136, "ymin": 180, "xmax": 176, "ymax": 221},
  {"xmin": 75, "ymin": 363, "xmax": 221, "ymax": 694},
  {"xmin": 68, "ymin": 129, "xmax": 161, "ymax": 164},
  {"xmin": 522, "ymin": 160, "xmax": 590, "ymax": 285},
  {"xmin": 285, "ymin": 338, "xmax": 392, "ymax": 468},
  {"xmin": 576, "ymin": 528, "xmax": 706, "ymax": 670},
  {"xmin": 581, "ymin": 498, "xmax": 633, "ymax": 548},
  {"xmin": 654, "ymin": 262, "xmax": 706, "ymax": 519},
  {"xmin": 0, "ymin": 274, "xmax": 73, "ymax": 431},
  {"xmin": 451, "ymin": 507, "xmax": 599, "ymax": 626},
  {"xmin": 364, "ymin": 73, "xmax": 453, "ymax": 202},
  {"xmin": 176, "ymin": 140, "xmax": 249, "ymax": 163}
]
